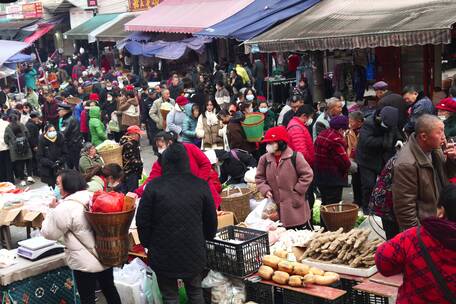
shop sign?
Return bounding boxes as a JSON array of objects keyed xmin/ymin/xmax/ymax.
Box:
[
  {"xmin": 87, "ymin": 0, "xmax": 98, "ymax": 8},
  {"xmin": 128, "ymin": 0, "xmax": 161, "ymax": 12},
  {"xmin": 6, "ymin": 4, "xmax": 23, "ymax": 20},
  {"xmin": 22, "ymin": 2, "xmax": 43, "ymax": 19}
]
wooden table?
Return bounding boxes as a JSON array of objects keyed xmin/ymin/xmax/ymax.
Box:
[
  {"xmin": 353, "ymin": 280, "xmax": 398, "ymax": 298},
  {"xmin": 369, "ymin": 272, "xmax": 403, "ymax": 287},
  {"xmin": 251, "ymin": 274, "xmax": 346, "ymax": 302}
]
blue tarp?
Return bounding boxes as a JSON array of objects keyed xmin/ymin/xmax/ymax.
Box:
[
  {"xmin": 195, "ymin": 0, "xmax": 320, "ymax": 41},
  {"xmin": 124, "ymin": 36, "xmax": 212, "ymax": 60},
  {"xmin": 5, "ymin": 53, "xmax": 33, "ymax": 64}
]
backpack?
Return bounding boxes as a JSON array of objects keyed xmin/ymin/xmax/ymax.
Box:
[
  {"xmin": 15, "ymin": 136, "xmax": 29, "ymax": 156},
  {"xmin": 368, "ymin": 154, "xmax": 398, "ymax": 219}
]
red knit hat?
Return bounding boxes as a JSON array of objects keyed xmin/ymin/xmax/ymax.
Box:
[
  {"xmin": 125, "ymin": 84, "xmax": 134, "ymax": 92},
  {"xmin": 436, "ymin": 97, "xmax": 456, "ymax": 112},
  {"xmin": 89, "ymin": 93, "xmax": 99, "ymax": 101},
  {"xmin": 262, "ymin": 126, "xmax": 289, "ymax": 144},
  {"xmin": 176, "ymin": 96, "xmax": 189, "ymax": 107}
]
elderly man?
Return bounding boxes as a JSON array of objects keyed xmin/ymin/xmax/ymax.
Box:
[
  {"xmin": 402, "ymin": 85, "xmax": 435, "ymax": 134},
  {"xmin": 312, "ymin": 97, "xmax": 343, "ymax": 139},
  {"xmin": 374, "ymin": 81, "xmax": 408, "ymax": 130},
  {"xmin": 393, "ymin": 114, "xmax": 456, "ymax": 231},
  {"xmin": 149, "ymin": 89, "xmax": 175, "ymax": 131}
]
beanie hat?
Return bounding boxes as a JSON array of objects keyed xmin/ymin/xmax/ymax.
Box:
[
  {"xmin": 329, "ymin": 115, "xmax": 349, "ymax": 130},
  {"xmin": 379, "ymin": 106, "xmax": 399, "ymax": 128},
  {"xmin": 89, "ymin": 93, "xmax": 99, "ymax": 101},
  {"xmin": 176, "ymin": 96, "xmax": 189, "ymax": 107}
]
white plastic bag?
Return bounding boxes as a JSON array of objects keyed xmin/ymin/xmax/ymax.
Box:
[{"xmin": 244, "ymin": 167, "xmax": 257, "ymax": 183}]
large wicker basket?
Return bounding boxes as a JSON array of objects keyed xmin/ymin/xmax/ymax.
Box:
[
  {"xmin": 220, "ymin": 187, "xmax": 253, "ymax": 222},
  {"xmin": 85, "ymin": 208, "xmax": 135, "ymax": 267},
  {"xmin": 320, "ymin": 202, "xmax": 359, "ymax": 232},
  {"xmin": 99, "ymin": 146, "xmax": 123, "ymax": 167}
]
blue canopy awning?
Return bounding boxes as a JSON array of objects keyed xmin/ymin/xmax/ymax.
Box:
[{"xmin": 195, "ymin": 0, "xmax": 320, "ymax": 41}]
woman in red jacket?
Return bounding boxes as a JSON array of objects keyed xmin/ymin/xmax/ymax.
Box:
[
  {"xmin": 375, "ymin": 184, "xmax": 456, "ymax": 304},
  {"xmin": 287, "ymin": 105, "xmax": 315, "ymax": 167},
  {"xmin": 135, "ymin": 131, "xmax": 222, "ymax": 208}
]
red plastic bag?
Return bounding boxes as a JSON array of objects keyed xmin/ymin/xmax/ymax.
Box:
[{"xmin": 91, "ymin": 191, "xmax": 125, "ymax": 213}]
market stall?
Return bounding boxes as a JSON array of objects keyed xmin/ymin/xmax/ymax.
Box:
[{"xmin": 0, "ymin": 251, "xmax": 78, "ymax": 303}]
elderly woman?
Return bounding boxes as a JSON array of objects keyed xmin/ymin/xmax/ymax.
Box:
[
  {"xmin": 436, "ymin": 97, "xmax": 456, "ymax": 138},
  {"xmin": 79, "ymin": 142, "xmax": 104, "ymax": 174},
  {"xmin": 255, "ymin": 126, "xmax": 314, "ymax": 229},
  {"xmin": 41, "ymin": 170, "xmax": 121, "ymax": 304}
]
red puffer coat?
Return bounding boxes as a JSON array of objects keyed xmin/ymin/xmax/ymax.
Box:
[
  {"xmin": 135, "ymin": 143, "xmax": 222, "ymax": 208},
  {"xmin": 287, "ymin": 117, "xmax": 315, "ymax": 167},
  {"xmin": 375, "ymin": 217, "xmax": 456, "ymax": 304}
]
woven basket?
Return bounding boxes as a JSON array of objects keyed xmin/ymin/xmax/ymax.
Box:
[
  {"xmin": 99, "ymin": 146, "xmax": 123, "ymax": 167},
  {"xmin": 220, "ymin": 187, "xmax": 253, "ymax": 222},
  {"xmin": 320, "ymin": 202, "xmax": 359, "ymax": 232},
  {"xmin": 85, "ymin": 208, "xmax": 135, "ymax": 267}
]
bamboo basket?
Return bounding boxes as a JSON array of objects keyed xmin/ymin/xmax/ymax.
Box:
[
  {"xmin": 220, "ymin": 187, "xmax": 253, "ymax": 222},
  {"xmin": 320, "ymin": 202, "xmax": 359, "ymax": 232},
  {"xmin": 85, "ymin": 208, "xmax": 136, "ymax": 267},
  {"xmin": 99, "ymin": 146, "xmax": 123, "ymax": 167}
]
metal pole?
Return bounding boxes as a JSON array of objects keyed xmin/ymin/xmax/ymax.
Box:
[
  {"xmin": 34, "ymin": 46, "xmax": 49, "ymax": 86},
  {"xmin": 16, "ymin": 68, "xmax": 21, "ymax": 94}
]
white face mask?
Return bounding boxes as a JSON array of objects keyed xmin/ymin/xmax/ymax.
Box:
[
  {"xmin": 246, "ymin": 94, "xmax": 255, "ymax": 101},
  {"xmin": 438, "ymin": 115, "xmax": 447, "ymax": 121},
  {"xmin": 107, "ymin": 97, "xmax": 113, "ymax": 101},
  {"xmin": 157, "ymin": 147, "xmax": 166, "ymax": 154},
  {"xmin": 47, "ymin": 131, "xmax": 57, "ymax": 138},
  {"xmin": 259, "ymin": 107, "xmax": 268, "ymax": 113},
  {"xmin": 305, "ymin": 118, "xmax": 313, "ymax": 126},
  {"xmin": 381, "ymin": 121, "xmax": 388, "ymax": 129},
  {"xmin": 266, "ymin": 143, "xmax": 277, "ymax": 154}
]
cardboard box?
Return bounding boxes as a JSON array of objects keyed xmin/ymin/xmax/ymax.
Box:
[
  {"xmin": 13, "ymin": 210, "xmax": 45, "ymax": 228},
  {"xmin": 0, "ymin": 208, "xmax": 22, "ymax": 226},
  {"xmin": 217, "ymin": 211, "xmax": 235, "ymax": 229}
]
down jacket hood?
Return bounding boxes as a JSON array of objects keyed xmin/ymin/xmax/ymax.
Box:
[
  {"xmin": 184, "ymin": 103, "xmax": 194, "ymax": 117},
  {"xmin": 89, "ymin": 106, "xmax": 101, "ymax": 119}
]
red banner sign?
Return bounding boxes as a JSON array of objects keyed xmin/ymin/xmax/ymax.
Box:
[
  {"xmin": 87, "ymin": 0, "xmax": 98, "ymax": 7},
  {"xmin": 128, "ymin": 0, "xmax": 161, "ymax": 12},
  {"xmin": 22, "ymin": 2, "xmax": 43, "ymax": 19}
]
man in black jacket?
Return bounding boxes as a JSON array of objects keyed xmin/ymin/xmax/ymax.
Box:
[
  {"xmin": 57, "ymin": 102, "xmax": 82, "ymax": 169},
  {"xmin": 356, "ymin": 106, "xmax": 403, "ymax": 213},
  {"xmin": 374, "ymin": 81, "xmax": 408, "ymax": 130},
  {"xmin": 141, "ymin": 88, "xmax": 158, "ymax": 145},
  {"xmin": 25, "ymin": 112, "xmax": 41, "ymax": 177},
  {"xmin": 136, "ymin": 143, "xmax": 217, "ymax": 304}
]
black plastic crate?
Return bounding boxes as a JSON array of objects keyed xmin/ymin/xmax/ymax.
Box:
[
  {"xmin": 283, "ymin": 286, "xmax": 346, "ymax": 304},
  {"xmin": 206, "ymin": 226, "xmax": 269, "ymax": 277},
  {"xmin": 245, "ymin": 280, "xmax": 274, "ymax": 304},
  {"xmin": 340, "ymin": 278, "xmax": 388, "ymax": 304}
]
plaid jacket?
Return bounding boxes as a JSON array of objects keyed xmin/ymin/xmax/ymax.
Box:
[
  {"xmin": 375, "ymin": 226, "xmax": 456, "ymax": 304},
  {"xmin": 314, "ymin": 128, "xmax": 351, "ymax": 186}
]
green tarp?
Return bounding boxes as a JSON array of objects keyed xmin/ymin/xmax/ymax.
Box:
[{"xmin": 63, "ymin": 13, "xmax": 119, "ymax": 40}]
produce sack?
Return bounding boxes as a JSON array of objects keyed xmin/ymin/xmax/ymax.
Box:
[{"xmin": 92, "ymin": 191, "xmax": 125, "ymax": 213}]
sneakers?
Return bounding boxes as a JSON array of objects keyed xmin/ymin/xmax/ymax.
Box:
[
  {"xmin": 27, "ymin": 176, "xmax": 35, "ymax": 184},
  {"xmin": 20, "ymin": 180, "xmax": 27, "ymax": 187}
]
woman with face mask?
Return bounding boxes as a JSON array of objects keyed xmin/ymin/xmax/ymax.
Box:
[
  {"xmin": 36, "ymin": 124, "xmax": 67, "ymax": 187},
  {"xmin": 195, "ymin": 99, "xmax": 224, "ymax": 150},
  {"xmin": 84, "ymin": 163, "xmax": 126, "ymax": 193},
  {"xmin": 255, "ymin": 126, "xmax": 314, "ymax": 229},
  {"xmin": 244, "ymin": 88, "xmax": 257, "ymax": 105},
  {"xmin": 435, "ymin": 97, "xmax": 456, "ymax": 139},
  {"xmin": 257, "ymin": 99, "xmax": 276, "ymax": 131}
]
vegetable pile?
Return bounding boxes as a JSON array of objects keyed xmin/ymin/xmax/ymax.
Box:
[
  {"xmin": 301, "ymin": 228, "xmax": 382, "ymax": 268},
  {"xmin": 258, "ymin": 250, "xmax": 340, "ymax": 287}
]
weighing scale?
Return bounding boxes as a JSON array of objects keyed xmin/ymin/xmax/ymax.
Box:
[{"xmin": 17, "ymin": 237, "xmax": 65, "ymax": 261}]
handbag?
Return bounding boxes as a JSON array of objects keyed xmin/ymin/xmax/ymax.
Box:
[
  {"xmin": 121, "ymin": 104, "xmax": 140, "ymax": 127},
  {"xmin": 417, "ymin": 226, "xmax": 456, "ymax": 304}
]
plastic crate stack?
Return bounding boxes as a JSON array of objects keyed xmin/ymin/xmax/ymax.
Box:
[
  {"xmin": 205, "ymin": 226, "xmax": 270, "ymax": 304},
  {"xmin": 340, "ymin": 278, "xmax": 389, "ymax": 304}
]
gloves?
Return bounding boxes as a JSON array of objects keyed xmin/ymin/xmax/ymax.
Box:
[
  {"xmin": 395, "ymin": 140, "xmax": 404, "ymax": 150},
  {"xmin": 349, "ymin": 160, "xmax": 358, "ymax": 174}
]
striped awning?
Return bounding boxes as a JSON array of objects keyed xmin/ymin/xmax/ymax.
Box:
[{"xmin": 245, "ymin": 0, "xmax": 456, "ymax": 52}]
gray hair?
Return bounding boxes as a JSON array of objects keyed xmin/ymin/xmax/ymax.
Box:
[
  {"xmin": 415, "ymin": 114, "xmax": 442, "ymax": 135},
  {"xmin": 349, "ymin": 111, "xmax": 364, "ymax": 122},
  {"xmin": 327, "ymin": 97, "xmax": 341, "ymax": 109}
]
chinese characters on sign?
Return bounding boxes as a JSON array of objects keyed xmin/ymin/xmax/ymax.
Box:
[
  {"xmin": 6, "ymin": 2, "xmax": 43, "ymax": 20},
  {"xmin": 128, "ymin": 0, "xmax": 161, "ymax": 12},
  {"xmin": 87, "ymin": 0, "xmax": 98, "ymax": 7},
  {"xmin": 22, "ymin": 2, "xmax": 43, "ymax": 19}
]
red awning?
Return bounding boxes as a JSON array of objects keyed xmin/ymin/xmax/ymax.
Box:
[
  {"xmin": 125, "ymin": 0, "xmax": 254, "ymax": 34},
  {"xmin": 24, "ymin": 23, "xmax": 55, "ymax": 44}
]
